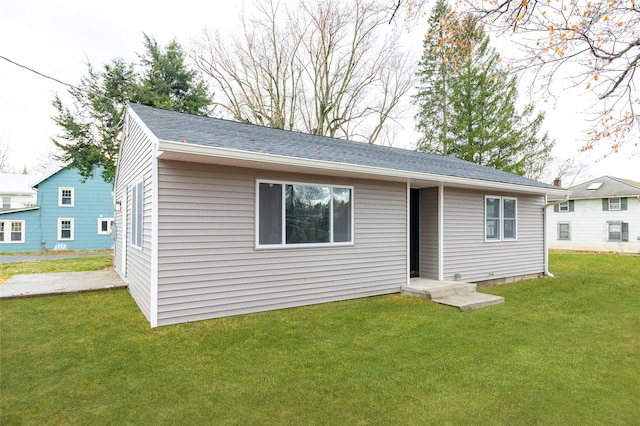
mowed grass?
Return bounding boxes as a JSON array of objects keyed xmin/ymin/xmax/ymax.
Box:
[
  {"xmin": 0, "ymin": 255, "xmax": 113, "ymax": 283},
  {"xmin": 1, "ymin": 252, "xmax": 638, "ymax": 425}
]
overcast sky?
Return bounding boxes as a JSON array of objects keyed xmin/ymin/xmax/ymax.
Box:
[{"xmin": 1, "ymin": 0, "xmax": 637, "ymax": 183}]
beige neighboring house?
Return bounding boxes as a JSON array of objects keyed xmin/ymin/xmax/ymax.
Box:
[
  {"xmin": 547, "ymin": 176, "xmax": 640, "ymax": 253},
  {"xmin": 0, "ymin": 173, "xmax": 37, "ymax": 210}
]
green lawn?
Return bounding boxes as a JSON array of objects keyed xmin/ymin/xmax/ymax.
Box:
[
  {"xmin": 0, "ymin": 255, "xmax": 113, "ymax": 284},
  {"xmin": 1, "ymin": 253, "xmax": 638, "ymax": 425}
]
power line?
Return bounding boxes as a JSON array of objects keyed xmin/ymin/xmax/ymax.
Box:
[{"xmin": 0, "ymin": 55, "xmax": 81, "ymax": 92}]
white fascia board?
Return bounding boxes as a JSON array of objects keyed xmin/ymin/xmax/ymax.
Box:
[{"xmin": 157, "ymin": 139, "xmax": 570, "ymax": 196}]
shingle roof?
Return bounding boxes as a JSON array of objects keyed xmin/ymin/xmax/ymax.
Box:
[
  {"xmin": 129, "ymin": 103, "xmax": 557, "ymax": 190},
  {"xmin": 567, "ymin": 176, "xmax": 640, "ymax": 199}
]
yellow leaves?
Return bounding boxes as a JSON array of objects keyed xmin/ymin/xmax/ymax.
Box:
[
  {"xmin": 586, "ymin": 82, "xmax": 591, "ymax": 89},
  {"xmin": 603, "ymin": 15, "xmax": 610, "ymax": 22},
  {"xmin": 617, "ymin": 22, "xmax": 623, "ymax": 27},
  {"xmin": 594, "ymin": 74, "xmax": 599, "ymax": 81},
  {"xmin": 549, "ymin": 25, "xmax": 555, "ymax": 35}
]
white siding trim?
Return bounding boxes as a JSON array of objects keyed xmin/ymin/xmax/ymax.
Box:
[
  {"xmin": 151, "ymin": 147, "xmax": 159, "ymax": 328},
  {"xmin": 158, "ymin": 139, "xmax": 569, "ymax": 197},
  {"xmin": 438, "ymin": 185, "xmax": 444, "ymax": 281},
  {"xmin": 121, "ymin": 188, "xmax": 127, "ymax": 277},
  {"xmin": 406, "ymin": 181, "xmax": 410, "ymax": 286}
]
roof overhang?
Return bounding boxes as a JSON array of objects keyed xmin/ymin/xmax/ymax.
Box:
[
  {"xmin": 0, "ymin": 206, "xmax": 40, "ymax": 215},
  {"xmin": 157, "ymin": 139, "xmax": 569, "ymax": 197}
]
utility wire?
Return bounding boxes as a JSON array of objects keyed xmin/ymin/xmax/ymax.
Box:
[{"xmin": 0, "ymin": 55, "xmax": 81, "ymax": 92}]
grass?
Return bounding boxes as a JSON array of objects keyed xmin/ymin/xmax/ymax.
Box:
[
  {"xmin": 0, "ymin": 255, "xmax": 113, "ymax": 284},
  {"xmin": 1, "ymin": 252, "xmax": 638, "ymax": 425}
]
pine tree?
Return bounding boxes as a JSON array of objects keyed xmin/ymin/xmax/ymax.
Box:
[
  {"xmin": 53, "ymin": 35, "xmax": 212, "ymax": 183},
  {"xmin": 414, "ymin": 1, "xmax": 553, "ymax": 178}
]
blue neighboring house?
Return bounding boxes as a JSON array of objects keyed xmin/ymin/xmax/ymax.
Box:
[{"xmin": 0, "ymin": 165, "xmax": 114, "ymax": 252}]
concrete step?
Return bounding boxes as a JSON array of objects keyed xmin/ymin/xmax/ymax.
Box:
[
  {"xmin": 432, "ymin": 292, "xmax": 505, "ymax": 312},
  {"xmin": 403, "ymin": 279, "xmax": 476, "ymax": 299}
]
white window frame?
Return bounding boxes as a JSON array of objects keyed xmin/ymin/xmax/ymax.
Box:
[
  {"xmin": 58, "ymin": 187, "xmax": 74, "ymax": 207},
  {"xmin": 558, "ymin": 201, "xmax": 569, "ymax": 212},
  {"xmin": 485, "ymin": 195, "xmax": 518, "ymax": 242},
  {"xmin": 608, "ymin": 198, "xmax": 621, "ymax": 211},
  {"xmin": 557, "ymin": 222, "xmax": 571, "ymax": 240},
  {"xmin": 57, "ymin": 218, "xmax": 74, "ymax": 241},
  {"xmin": 98, "ymin": 217, "xmax": 114, "ymax": 235},
  {"xmin": 255, "ymin": 179, "xmax": 354, "ymax": 249},
  {"xmin": 0, "ymin": 220, "xmax": 25, "ymax": 243},
  {"xmin": 131, "ymin": 180, "xmax": 144, "ymax": 249},
  {"xmin": 2, "ymin": 196, "xmax": 11, "ymax": 209}
]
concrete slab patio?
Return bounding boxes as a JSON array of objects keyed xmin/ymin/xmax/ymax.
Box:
[{"xmin": 0, "ymin": 270, "xmax": 125, "ymax": 299}]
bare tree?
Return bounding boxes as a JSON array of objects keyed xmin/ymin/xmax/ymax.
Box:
[
  {"xmin": 192, "ymin": 0, "xmax": 415, "ymax": 144},
  {"xmin": 0, "ymin": 137, "xmax": 12, "ymax": 173},
  {"xmin": 459, "ymin": 0, "xmax": 640, "ymax": 155}
]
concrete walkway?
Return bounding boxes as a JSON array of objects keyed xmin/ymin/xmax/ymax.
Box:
[{"xmin": 0, "ymin": 270, "xmax": 125, "ymax": 299}]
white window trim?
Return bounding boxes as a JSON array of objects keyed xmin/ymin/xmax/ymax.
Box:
[
  {"xmin": 98, "ymin": 217, "xmax": 114, "ymax": 235},
  {"xmin": 608, "ymin": 198, "xmax": 621, "ymax": 211},
  {"xmin": 255, "ymin": 179, "xmax": 355, "ymax": 249},
  {"xmin": 131, "ymin": 180, "xmax": 144, "ymax": 249},
  {"xmin": 0, "ymin": 220, "xmax": 26, "ymax": 243},
  {"xmin": 558, "ymin": 201, "xmax": 569, "ymax": 212},
  {"xmin": 58, "ymin": 187, "xmax": 75, "ymax": 207},
  {"xmin": 557, "ymin": 222, "xmax": 571, "ymax": 241},
  {"xmin": 485, "ymin": 195, "xmax": 518, "ymax": 242},
  {"xmin": 57, "ymin": 218, "xmax": 74, "ymax": 241}
]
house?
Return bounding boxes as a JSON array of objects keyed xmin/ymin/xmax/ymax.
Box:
[
  {"xmin": 113, "ymin": 103, "xmax": 568, "ymax": 327},
  {"xmin": 547, "ymin": 176, "xmax": 640, "ymax": 253},
  {"xmin": 0, "ymin": 173, "xmax": 37, "ymax": 210},
  {"xmin": 0, "ymin": 165, "xmax": 114, "ymax": 252}
]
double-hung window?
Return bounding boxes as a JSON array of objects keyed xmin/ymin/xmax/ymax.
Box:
[
  {"xmin": 59, "ymin": 187, "xmax": 74, "ymax": 207},
  {"xmin": 558, "ymin": 223, "xmax": 571, "ymax": 240},
  {"xmin": 257, "ymin": 180, "xmax": 353, "ymax": 247},
  {"xmin": 0, "ymin": 220, "xmax": 25, "ymax": 243},
  {"xmin": 131, "ymin": 181, "xmax": 144, "ymax": 248},
  {"xmin": 607, "ymin": 222, "xmax": 629, "ymax": 242},
  {"xmin": 58, "ymin": 218, "xmax": 74, "ymax": 240},
  {"xmin": 485, "ymin": 196, "xmax": 517, "ymax": 241}
]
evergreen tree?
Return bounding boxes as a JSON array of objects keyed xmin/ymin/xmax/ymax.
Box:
[
  {"xmin": 414, "ymin": 1, "xmax": 553, "ymax": 178},
  {"xmin": 53, "ymin": 35, "xmax": 212, "ymax": 183}
]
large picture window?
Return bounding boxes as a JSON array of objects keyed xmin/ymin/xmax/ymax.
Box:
[
  {"xmin": 485, "ymin": 196, "xmax": 517, "ymax": 241},
  {"xmin": 257, "ymin": 180, "xmax": 353, "ymax": 247}
]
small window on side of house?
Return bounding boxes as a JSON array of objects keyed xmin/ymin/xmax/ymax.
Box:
[
  {"xmin": 131, "ymin": 181, "xmax": 144, "ymax": 249},
  {"xmin": 2, "ymin": 196, "xmax": 10, "ymax": 210},
  {"xmin": 558, "ymin": 223, "xmax": 570, "ymax": 240},
  {"xmin": 608, "ymin": 198, "xmax": 621, "ymax": 211},
  {"xmin": 58, "ymin": 218, "xmax": 74, "ymax": 241},
  {"xmin": 608, "ymin": 222, "xmax": 629, "ymax": 242},
  {"xmin": 59, "ymin": 187, "xmax": 74, "ymax": 207},
  {"xmin": 98, "ymin": 217, "xmax": 114, "ymax": 235},
  {"xmin": 558, "ymin": 202, "xmax": 569, "ymax": 212}
]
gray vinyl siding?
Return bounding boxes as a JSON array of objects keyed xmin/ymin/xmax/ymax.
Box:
[
  {"xmin": 442, "ymin": 187, "xmax": 544, "ymax": 282},
  {"xmin": 113, "ymin": 116, "xmax": 155, "ymax": 320},
  {"xmin": 156, "ymin": 161, "xmax": 406, "ymax": 326},
  {"xmin": 419, "ymin": 187, "xmax": 439, "ymax": 279}
]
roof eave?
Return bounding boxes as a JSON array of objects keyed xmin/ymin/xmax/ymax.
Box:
[{"xmin": 157, "ymin": 139, "xmax": 568, "ymax": 196}]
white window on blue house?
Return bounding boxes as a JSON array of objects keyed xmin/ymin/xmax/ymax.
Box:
[
  {"xmin": 131, "ymin": 181, "xmax": 144, "ymax": 248},
  {"xmin": 0, "ymin": 220, "xmax": 25, "ymax": 243},
  {"xmin": 59, "ymin": 187, "xmax": 74, "ymax": 207},
  {"xmin": 485, "ymin": 196, "xmax": 518, "ymax": 242},
  {"xmin": 2, "ymin": 196, "xmax": 10, "ymax": 210},
  {"xmin": 98, "ymin": 217, "xmax": 114, "ymax": 235},
  {"xmin": 58, "ymin": 218, "xmax": 74, "ymax": 240},
  {"xmin": 256, "ymin": 180, "xmax": 353, "ymax": 247}
]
